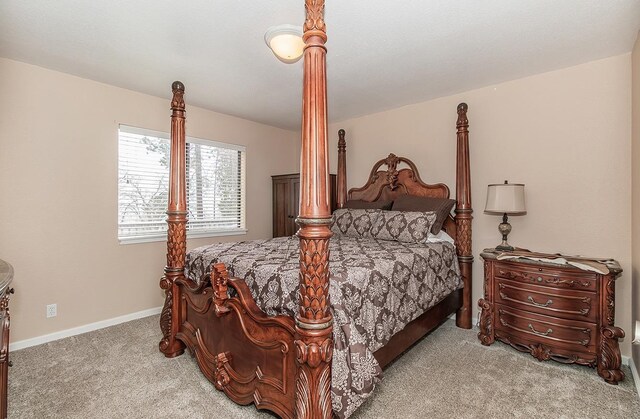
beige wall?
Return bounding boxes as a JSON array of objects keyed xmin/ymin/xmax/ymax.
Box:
[
  {"xmin": 329, "ymin": 54, "xmax": 634, "ymax": 357},
  {"xmin": 632, "ymin": 32, "xmax": 640, "ymax": 372},
  {"xmin": 0, "ymin": 52, "xmax": 635, "ymax": 360},
  {"xmin": 0, "ymin": 58, "xmax": 299, "ymax": 342}
]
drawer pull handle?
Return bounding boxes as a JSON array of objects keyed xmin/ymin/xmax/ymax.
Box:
[
  {"xmin": 527, "ymin": 296, "xmax": 553, "ymax": 308},
  {"xmin": 528, "ymin": 324, "xmax": 553, "ymax": 336},
  {"xmin": 537, "ymin": 276, "xmax": 543, "ymax": 282}
]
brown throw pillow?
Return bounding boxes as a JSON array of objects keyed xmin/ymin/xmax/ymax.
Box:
[
  {"xmin": 392, "ymin": 195, "xmax": 456, "ymax": 234},
  {"xmin": 370, "ymin": 210, "xmax": 437, "ymax": 243},
  {"xmin": 344, "ymin": 199, "xmax": 393, "ymax": 210}
]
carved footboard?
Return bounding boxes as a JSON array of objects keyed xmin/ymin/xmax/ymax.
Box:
[{"xmin": 176, "ymin": 264, "xmax": 297, "ymax": 418}]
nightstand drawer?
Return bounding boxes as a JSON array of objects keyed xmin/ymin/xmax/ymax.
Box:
[
  {"xmin": 495, "ymin": 262, "xmax": 597, "ymax": 292},
  {"xmin": 495, "ymin": 278, "xmax": 596, "ymax": 322},
  {"xmin": 496, "ymin": 305, "xmax": 596, "ymax": 352}
]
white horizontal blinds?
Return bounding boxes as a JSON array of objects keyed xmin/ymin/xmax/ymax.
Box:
[
  {"xmin": 186, "ymin": 142, "xmax": 246, "ymax": 233},
  {"xmin": 118, "ymin": 126, "xmax": 246, "ymax": 241},
  {"xmin": 118, "ymin": 130, "xmax": 169, "ymax": 240}
]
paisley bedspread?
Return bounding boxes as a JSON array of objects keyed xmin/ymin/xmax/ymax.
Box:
[{"xmin": 185, "ymin": 235, "xmax": 461, "ymax": 418}]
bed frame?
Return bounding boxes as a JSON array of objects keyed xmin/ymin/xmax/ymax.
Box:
[{"xmin": 158, "ymin": 1, "xmax": 472, "ymax": 418}]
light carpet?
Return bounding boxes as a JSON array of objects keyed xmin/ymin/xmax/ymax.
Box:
[{"xmin": 8, "ymin": 316, "xmax": 640, "ymax": 418}]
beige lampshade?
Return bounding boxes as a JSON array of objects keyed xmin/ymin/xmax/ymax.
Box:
[{"xmin": 485, "ymin": 182, "xmax": 526, "ymax": 215}]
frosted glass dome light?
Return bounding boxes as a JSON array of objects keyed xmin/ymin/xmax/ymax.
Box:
[{"xmin": 265, "ymin": 25, "xmax": 305, "ymax": 64}]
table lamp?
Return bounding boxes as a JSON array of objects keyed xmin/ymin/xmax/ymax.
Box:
[{"xmin": 484, "ymin": 180, "xmax": 526, "ymax": 251}]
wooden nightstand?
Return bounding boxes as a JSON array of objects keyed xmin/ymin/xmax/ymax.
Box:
[{"xmin": 477, "ymin": 248, "xmax": 625, "ymax": 384}]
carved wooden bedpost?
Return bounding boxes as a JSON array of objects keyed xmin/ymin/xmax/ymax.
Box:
[
  {"xmin": 159, "ymin": 81, "xmax": 187, "ymax": 358},
  {"xmin": 454, "ymin": 103, "xmax": 473, "ymax": 329},
  {"xmin": 294, "ymin": 1, "xmax": 333, "ymax": 417},
  {"xmin": 337, "ymin": 129, "xmax": 347, "ymax": 208}
]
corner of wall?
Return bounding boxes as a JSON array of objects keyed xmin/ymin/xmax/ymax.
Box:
[{"xmin": 631, "ymin": 29, "xmax": 640, "ymax": 383}]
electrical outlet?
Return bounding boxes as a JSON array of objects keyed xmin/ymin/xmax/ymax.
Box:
[{"xmin": 46, "ymin": 304, "xmax": 57, "ymax": 318}]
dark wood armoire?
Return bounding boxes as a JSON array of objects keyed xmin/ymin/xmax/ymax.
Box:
[{"xmin": 272, "ymin": 173, "xmax": 337, "ymax": 237}]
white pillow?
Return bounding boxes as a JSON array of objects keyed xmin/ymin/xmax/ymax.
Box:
[{"xmin": 426, "ymin": 230, "xmax": 455, "ymax": 244}]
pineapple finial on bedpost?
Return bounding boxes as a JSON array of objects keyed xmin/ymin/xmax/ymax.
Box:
[
  {"xmin": 159, "ymin": 81, "xmax": 188, "ymax": 358},
  {"xmin": 295, "ymin": 1, "xmax": 333, "ymax": 418},
  {"xmin": 171, "ymin": 81, "xmax": 185, "ymax": 109},
  {"xmin": 454, "ymin": 102, "xmax": 473, "ymax": 330}
]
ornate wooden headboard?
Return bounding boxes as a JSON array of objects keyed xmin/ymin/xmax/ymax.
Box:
[
  {"xmin": 348, "ymin": 153, "xmax": 450, "ymax": 200},
  {"xmin": 335, "ymin": 103, "xmax": 473, "ymax": 328},
  {"xmin": 346, "ymin": 153, "xmax": 457, "ymax": 236}
]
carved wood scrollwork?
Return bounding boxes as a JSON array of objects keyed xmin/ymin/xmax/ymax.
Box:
[
  {"xmin": 159, "ymin": 288, "xmax": 173, "ymax": 351},
  {"xmin": 294, "ymin": 338, "xmax": 333, "ymax": 368},
  {"xmin": 598, "ymin": 326, "xmax": 625, "ymax": 384},
  {"xmin": 0, "ymin": 288, "xmax": 12, "ymax": 367},
  {"xmin": 214, "ymin": 352, "xmax": 232, "ymax": 390},
  {"xmin": 294, "ymin": 335, "xmax": 333, "ymax": 419},
  {"xmin": 604, "ymin": 277, "xmax": 615, "ymax": 325},
  {"xmin": 530, "ymin": 343, "xmax": 551, "ymax": 361},
  {"xmin": 502, "ymin": 338, "xmax": 597, "ymax": 366},
  {"xmin": 477, "ymin": 298, "xmax": 494, "ymax": 345},
  {"xmin": 303, "ymin": 0, "xmax": 326, "ymax": 39},
  {"xmin": 478, "ymin": 262, "xmax": 493, "ymax": 344},
  {"xmin": 212, "ymin": 263, "xmax": 231, "ymax": 316},
  {"xmin": 545, "ymin": 277, "xmax": 592, "ymax": 288},
  {"xmin": 497, "ymin": 269, "xmax": 593, "ymax": 289},
  {"xmin": 295, "ymin": 364, "xmax": 332, "ymax": 419},
  {"xmin": 383, "ymin": 153, "xmax": 400, "ymax": 190}
]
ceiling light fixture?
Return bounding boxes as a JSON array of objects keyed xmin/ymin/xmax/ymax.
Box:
[{"xmin": 264, "ymin": 24, "xmax": 305, "ymax": 64}]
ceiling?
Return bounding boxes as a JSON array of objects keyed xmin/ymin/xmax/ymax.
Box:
[{"xmin": 1, "ymin": 1, "xmax": 639, "ymax": 130}]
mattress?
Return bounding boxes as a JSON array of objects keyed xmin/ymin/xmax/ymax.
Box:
[{"xmin": 185, "ymin": 235, "xmax": 462, "ymax": 418}]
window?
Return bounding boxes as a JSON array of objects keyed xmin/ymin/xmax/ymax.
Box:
[{"xmin": 118, "ymin": 125, "xmax": 246, "ymax": 243}]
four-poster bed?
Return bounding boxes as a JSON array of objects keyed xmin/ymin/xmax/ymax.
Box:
[{"xmin": 158, "ymin": 1, "xmax": 473, "ymax": 418}]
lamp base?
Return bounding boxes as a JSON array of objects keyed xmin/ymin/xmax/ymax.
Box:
[{"xmin": 496, "ymin": 214, "xmax": 514, "ymax": 252}]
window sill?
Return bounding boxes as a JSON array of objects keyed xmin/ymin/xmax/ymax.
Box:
[{"xmin": 119, "ymin": 229, "xmax": 248, "ymax": 245}]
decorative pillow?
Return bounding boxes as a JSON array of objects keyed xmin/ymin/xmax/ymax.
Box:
[
  {"xmin": 371, "ymin": 210, "xmax": 437, "ymax": 243},
  {"xmin": 426, "ymin": 229, "xmax": 455, "ymax": 245},
  {"xmin": 344, "ymin": 199, "xmax": 393, "ymax": 210},
  {"xmin": 392, "ymin": 195, "xmax": 456, "ymax": 234},
  {"xmin": 331, "ymin": 208, "xmax": 381, "ymax": 238}
]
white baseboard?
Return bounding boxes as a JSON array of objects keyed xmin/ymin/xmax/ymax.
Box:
[
  {"xmin": 629, "ymin": 356, "xmax": 640, "ymax": 400},
  {"xmin": 10, "ymin": 306, "xmax": 162, "ymax": 352}
]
